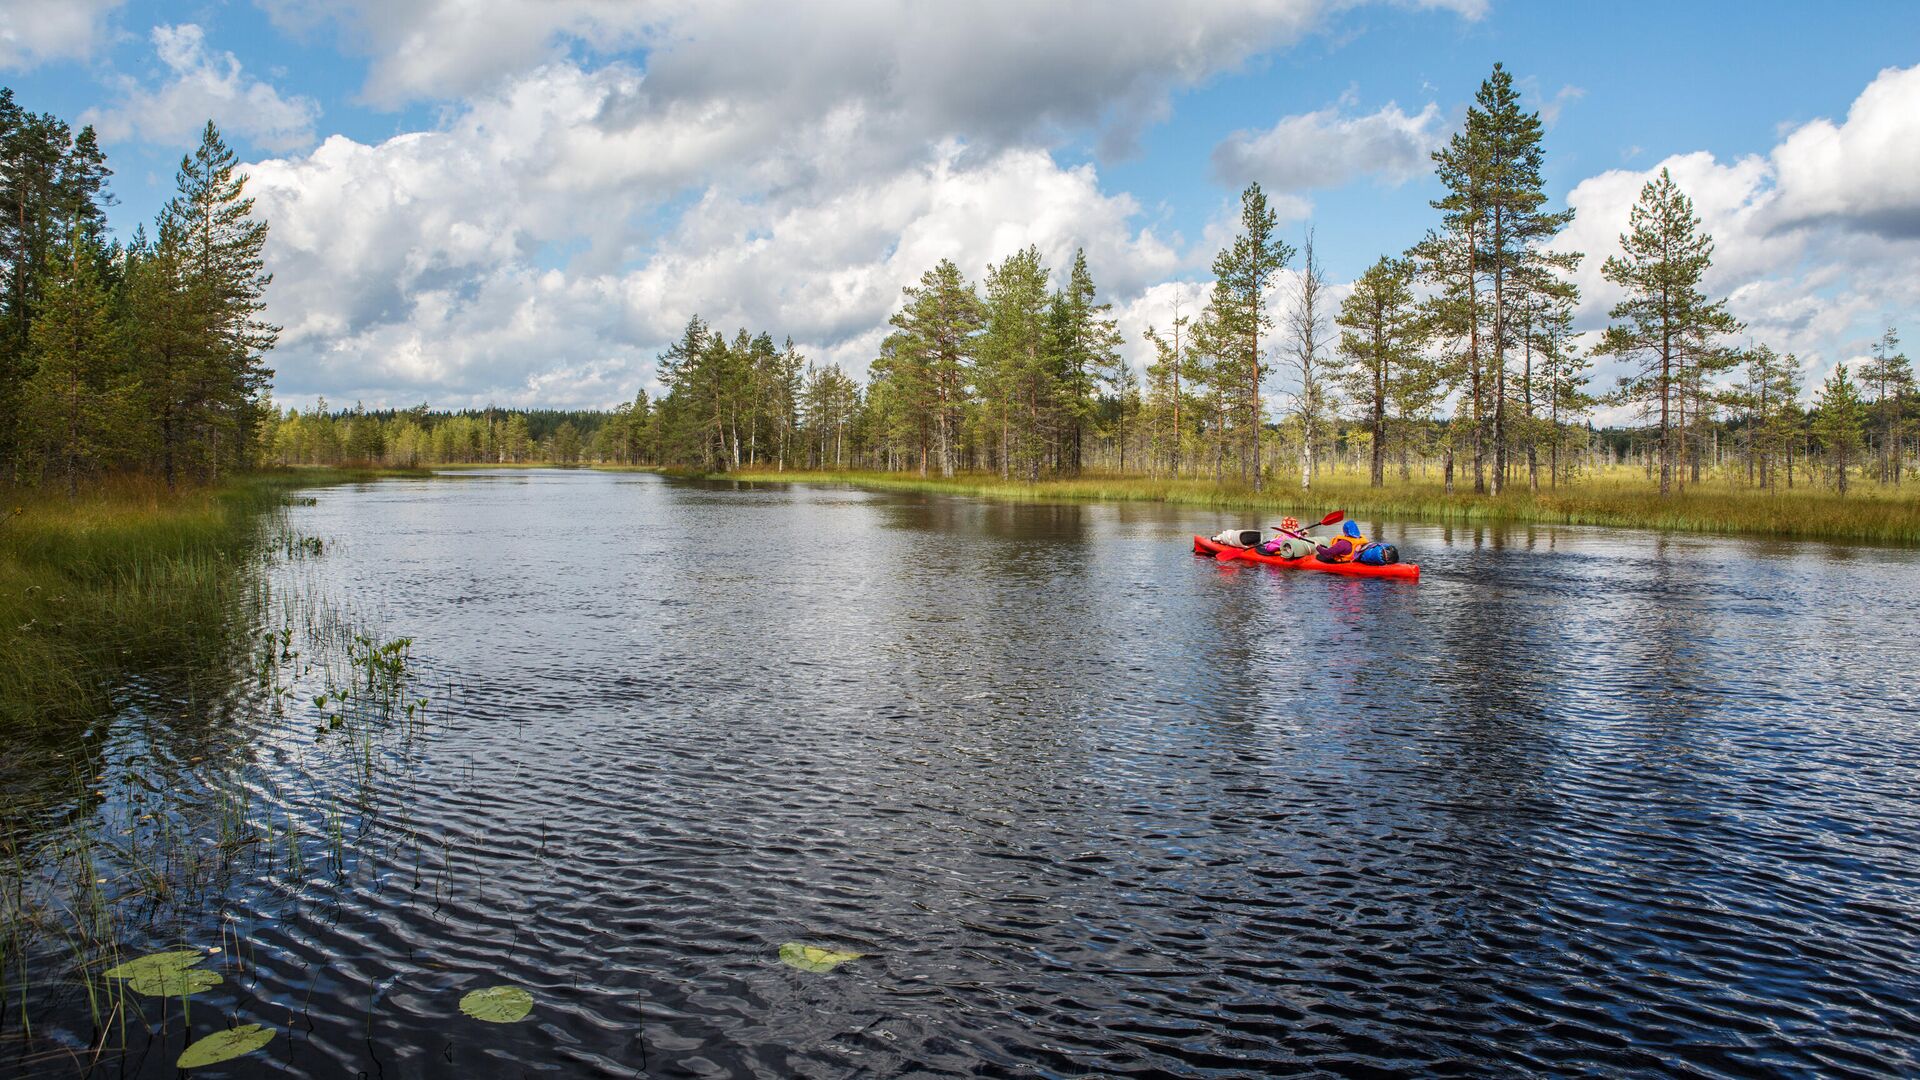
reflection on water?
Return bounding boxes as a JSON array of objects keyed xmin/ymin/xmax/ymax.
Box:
[{"xmin": 6, "ymin": 469, "xmax": 1920, "ymax": 1077}]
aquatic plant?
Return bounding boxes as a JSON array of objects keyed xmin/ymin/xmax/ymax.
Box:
[
  {"xmin": 178, "ymin": 1024, "xmax": 275, "ymax": 1069},
  {"xmin": 778, "ymin": 943, "xmax": 864, "ymax": 973},
  {"xmin": 459, "ymin": 985, "xmax": 534, "ymax": 1023}
]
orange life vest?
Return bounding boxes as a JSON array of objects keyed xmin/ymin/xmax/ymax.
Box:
[{"xmin": 1317, "ymin": 529, "xmax": 1369, "ymax": 563}]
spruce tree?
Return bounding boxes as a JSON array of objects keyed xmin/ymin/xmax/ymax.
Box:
[
  {"xmin": 1284, "ymin": 229, "xmax": 1330, "ymax": 491},
  {"xmin": 20, "ymin": 230, "xmax": 122, "ymax": 494},
  {"xmin": 1812, "ymin": 363, "xmax": 1866, "ymax": 495},
  {"xmin": 888, "ymin": 259, "xmax": 983, "ymax": 477},
  {"xmin": 149, "ymin": 121, "xmax": 279, "ymax": 483},
  {"xmin": 1142, "ymin": 303, "xmax": 1194, "ymax": 478}
]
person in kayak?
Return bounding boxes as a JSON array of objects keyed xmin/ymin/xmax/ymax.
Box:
[{"xmin": 1315, "ymin": 520, "xmax": 1369, "ymax": 563}]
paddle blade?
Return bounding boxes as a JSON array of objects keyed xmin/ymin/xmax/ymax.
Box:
[{"xmin": 1318, "ymin": 510, "xmax": 1345, "ymax": 526}]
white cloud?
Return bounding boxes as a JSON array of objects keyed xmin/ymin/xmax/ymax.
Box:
[
  {"xmin": 248, "ymin": 74, "xmax": 1186, "ymax": 407},
  {"xmin": 83, "ymin": 24, "xmax": 320, "ymax": 152},
  {"xmin": 232, "ymin": 5, "xmax": 1910, "ymax": 418},
  {"xmin": 0, "ymin": 0, "xmax": 121, "ymax": 68},
  {"xmin": 268, "ymin": 0, "xmax": 1368, "ymax": 153},
  {"xmin": 1769, "ymin": 63, "xmax": 1920, "ymax": 239},
  {"xmin": 1212, "ymin": 100, "xmax": 1446, "ymax": 191},
  {"xmin": 1559, "ymin": 64, "xmax": 1920, "ymax": 388}
]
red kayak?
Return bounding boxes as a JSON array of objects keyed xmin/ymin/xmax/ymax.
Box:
[{"xmin": 1193, "ymin": 535, "xmax": 1421, "ymax": 581}]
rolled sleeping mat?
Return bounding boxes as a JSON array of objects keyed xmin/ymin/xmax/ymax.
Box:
[{"xmin": 1278, "ymin": 537, "xmax": 1315, "ymax": 560}]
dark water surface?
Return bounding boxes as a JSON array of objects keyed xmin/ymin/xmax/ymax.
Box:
[{"xmin": 13, "ymin": 469, "xmax": 1920, "ymax": 1077}]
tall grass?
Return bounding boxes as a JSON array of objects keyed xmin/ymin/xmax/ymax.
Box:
[
  {"xmin": 0, "ymin": 470, "xmax": 361, "ymax": 729},
  {"xmin": 1, "ymin": 470, "xmax": 438, "ymax": 1065},
  {"xmin": 704, "ymin": 465, "xmax": 1920, "ymax": 544}
]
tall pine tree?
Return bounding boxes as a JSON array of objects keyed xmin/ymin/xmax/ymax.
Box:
[
  {"xmin": 1598, "ymin": 168, "xmax": 1740, "ymax": 496},
  {"xmin": 1206, "ymin": 183, "xmax": 1291, "ymax": 491}
]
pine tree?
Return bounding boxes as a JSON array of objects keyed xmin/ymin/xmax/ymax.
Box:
[
  {"xmin": 1335, "ymin": 255, "xmax": 1421, "ymax": 488},
  {"xmin": 1421, "ymin": 88, "xmax": 1490, "ymax": 492},
  {"xmin": 1598, "ymin": 168, "xmax": 1741, "ymax": 496},
  {"xmin": 1812, "ymin": 363, "xmax": 1866, "ymax": 495},
  {"xmin": 1207, "ymin": 183, "xmax": 1292, "ymax": 491},
  {"xmin": 1862, "ymin": 327, "xmax": 1912, "ymax": 485},
  {"xmin": 552, "ymin": 420, "xmax": 582, "ymax": 464},
  {"xmin": 1469, "ymin": 64, "xmax": 1577, "ymax": 495},
  {"xmin": 1410, "ymin": 215, "xmax": 1481, "ymax": 493},
  {"xmin": 1738, "ymin": 344, "xmax": 1800, "ymax": 490},
  {"xmin": 1533, "ymin": 295, "xmax": 1592, "ymax": 488},
  {"xmin": 1, "ymin": 96, "xmax": 115, "ymax": 480}
]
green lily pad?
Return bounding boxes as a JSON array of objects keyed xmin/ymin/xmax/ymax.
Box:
[
  {"xmin": 128, "ymin": 966, "xmax": 223, "ymax": 997},
  {"xmin": 458, "ymin": 985, "xmax": 533, "ymax": 1023},
  {"xmin": 103, "ymin": 950, "xmax": 202, "ymax": 981},
  {"xmin": 178, "ymin": 1024, "xmax": 275, "ymax": 1069},
  {"xmin": 778, "ymin": 943, "xmax": 864, "ymax": 973}
]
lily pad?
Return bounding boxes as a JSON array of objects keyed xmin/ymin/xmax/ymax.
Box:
[
  {"xmin": 778, "ymin": 943, "xmax": 864, "ymax": 973},
  {"xmin": 128, "ymin": 966, "xmax": 224, "ymax": 997},
  {"xmin": 102, "ymin": 950, "xmax": 202, "ymax": 981},
  {"xmin": 458, "ymin": 985, "xmax": 533, "ymax": 1023},
  {"xmin": 178, "ymin": 1024, "xmax": 275, "ymax": 1069}
]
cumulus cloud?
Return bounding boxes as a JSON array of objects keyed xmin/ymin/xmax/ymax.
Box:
[
  {"xmin": 84, "ymin": 24, "xmax": 321, "ymax": 152},
  {"xmin": 0, "ymin": 0, "xmax": 121, "ymax": 68},
  {"xmin": 1769, "ymin": 63, "xmax": 1920, "ymax": 238},
  {"xmin": 227, "ymin": 4, "xmax": 1910, "ymax": 414},
  {"xmin": 248, "ymin": 78, "xmax": 1185, "ymax": 406},
  {"xmin": 1211, "ymin": 100, "xmax": 1446, "ymax": 191},
  {"xmin": 1560, "ymin": 62, "xmax": 1920, "ymax": 366},
  {"xmin": 267, "ymin": 0, "xmax": 1357, "ymax": 152},
  {"xmin": 1555, "ymin": 79, "xmax": 1920, "ymax": 402}
]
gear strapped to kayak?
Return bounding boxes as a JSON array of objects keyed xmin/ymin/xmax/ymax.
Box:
[
  {"xmin": 1196, "ymin": 510, "xmax": 1420, "ymax": 580},
  {"xmin": 1195, "ymin": 535, "xmax": 1421, "ymax": 579}
]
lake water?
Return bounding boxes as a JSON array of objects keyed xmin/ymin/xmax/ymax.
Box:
[{"xmin": 8, "ymin": 469, "xmax": 1920, "ymax": 1076}]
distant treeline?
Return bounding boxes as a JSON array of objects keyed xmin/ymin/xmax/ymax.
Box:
[
  {"xmin": 612, "ymin": 63, "xmax": 1913, "ymax": 497},
  {"xmin": 0, "ymin": 88, "xmax": 276, "ymax": 493}
]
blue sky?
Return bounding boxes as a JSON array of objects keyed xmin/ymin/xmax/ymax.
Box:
[{"xmin": 3, "ymin": 0, "xmax": 1916, "ymax": 410}]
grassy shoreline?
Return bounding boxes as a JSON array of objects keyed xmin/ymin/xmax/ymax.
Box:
[
  {"xmin": 691, "ymin": 466, "xmax": 1920, "ymax": 545},
  {"xmin": 0, "ymin": 468, "xmax": 394, "ymax": 727}
]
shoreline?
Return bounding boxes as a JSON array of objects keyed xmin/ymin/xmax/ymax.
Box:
[
  {"xmin": 672, "ymin": 467, "xmax": 1920, "ymax": 546},
  {"xmin": 0, "ymin": 468, "xmax": 398, "ymax": 727}
]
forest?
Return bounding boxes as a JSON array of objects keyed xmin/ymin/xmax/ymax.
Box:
[
  {"xmin": 0, "ymin": 93, "xmax": 274, "ymax": 495},
  {"xmin": 4, "ymin": 67, "xmax": 1915, "ymax": 502}
]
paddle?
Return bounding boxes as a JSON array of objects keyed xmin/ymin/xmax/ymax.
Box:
[
  {"xmin": 1213, "ymin": 510, "xmax": 1344, "ymax": 562},
  {"xmin": 1272, "ymin": 510, "xmax": 1344, "ymax": 541}
]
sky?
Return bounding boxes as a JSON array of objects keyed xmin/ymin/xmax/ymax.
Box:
[{"xmin": 2, "ymin": 0, "xmax": 1917, "ymax": 414}]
